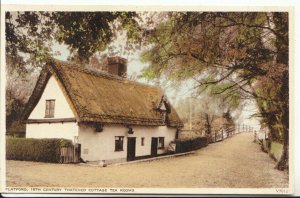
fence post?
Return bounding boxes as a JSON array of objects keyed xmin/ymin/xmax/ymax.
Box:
[
  {"xmin": 222, "ymin": 129, "xmax": 224, "ymax": 140},
  {"xmin": 215, "ymin": 131, "xmax": 216, "ymax": 142}
]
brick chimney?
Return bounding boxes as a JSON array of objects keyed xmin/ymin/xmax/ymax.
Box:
[
  {"xmin": 103, "ymin": 56, "xmax": 127, "ymax": 78},
  {"xmin": 88, "ymin": 56, "xmax": 127, "ymax": 78}
]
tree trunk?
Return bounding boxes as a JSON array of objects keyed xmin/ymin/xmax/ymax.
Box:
[
  {"xmin": 275, "ymin": 137, "xmax": 288, "ymax": 170},
  {"xmin": 275, "ymin": 109, "xmax": 289, "ymax": 171},
  {"xmin": 205, "ymin": 113, "xmax": 212, "ymax": 135},
  {"xmin": 273, "ymin": 9, "xmax": 289, "ymax": 171},
  {"xmin": 275, "ymin": 70, "xmax": 289, "ymax": 171}
]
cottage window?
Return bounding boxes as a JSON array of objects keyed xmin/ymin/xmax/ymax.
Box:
[
  {"xmin": 115, "ymin": 136, "xmax": 124, "ymax": 151},
  {"xmin": 158, "ymin": 137, "xmax": 164, "ymax": 149},
  {"xmin": 141, "ymin": 137, "xmax": 145, "ymax": 146},
  {"xmin": 45, "ymin": 99, "xmax": 55, "ymax": 118}
]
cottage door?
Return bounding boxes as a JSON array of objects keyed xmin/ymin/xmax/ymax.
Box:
[
  {"xmin": 127, "ymin": 137, "xmax": 136, "ymax": 161},
  {"xmin": 74, "ymin": 143, "xmax": 81, "ymax": 163},
  {"xmin": 151, "ymin": 137, "xmax": 158, "ymax": 156}
]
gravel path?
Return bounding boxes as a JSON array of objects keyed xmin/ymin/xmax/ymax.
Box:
[{"xmin": 6, "ymin": 132, "xmax": 289, "ymax": 188}]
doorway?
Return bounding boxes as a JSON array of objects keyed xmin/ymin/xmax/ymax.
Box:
[
  {"xmin": 151, "ymin": 137, "xmax": 158, "ymax": 157},
  {"xmin": 127, "ymin": 137, "xmax": 136, "ymax": 161}
]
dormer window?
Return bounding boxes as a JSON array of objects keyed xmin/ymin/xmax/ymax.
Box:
[
  {"xmin": 45, "ymin": 99, "xmax": 55, "ymax": 118},
  {"xmin": 160, "ymin": 102, "xmax": 167, "ymax": 111},
  {"xmin": 156, "ymin": 99, "xmax": 169, "ymax": 124}
]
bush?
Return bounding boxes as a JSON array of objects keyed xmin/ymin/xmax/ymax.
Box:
[
  {"xmin": 6, "ymin": 137, "xmax": 73, "ymax": 163},
  {"xmin": 175, "ymin": 136, "xmax": 209, "ymax": 153}
]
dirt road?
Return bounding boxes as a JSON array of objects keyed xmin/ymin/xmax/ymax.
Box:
[{"xmin": 6, "ymin": 132, "xmax": 289, "ymax": 188}]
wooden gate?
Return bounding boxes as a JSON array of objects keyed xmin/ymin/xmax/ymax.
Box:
[{"xmin": 60, "ymin": 143, "xmax": 81, "ymax": 163}]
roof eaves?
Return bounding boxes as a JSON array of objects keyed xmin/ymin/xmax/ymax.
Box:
[{"xmin": 22, "ymin": 65, "xmax": 52, "ymax": 121}]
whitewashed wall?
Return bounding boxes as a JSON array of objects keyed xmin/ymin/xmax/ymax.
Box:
[
  {"xmin": 26, "ymin": 122, "xmax": 78, "ymax": 141},
  {"xmin": 78, "ymin": 124, "xmax": 128, "ymax": 162},
  {"xmin": 28, "ymin": 75, "xmax": 75, "ymax": 119},
  {"xmin": 132, "ymin": 126, "xmax": 176, "ymax": 156},
  {"xmin": 78, "ymin": 124, "xmax": 177, "ymax": 162},
  {"xmin": 26, "ymin": 75, "xmax": 78, "ymax": 141}
]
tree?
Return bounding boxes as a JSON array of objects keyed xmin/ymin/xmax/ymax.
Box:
[
  {"xmin": 140, "ymin": 12, "xmax": 289, "ymax": 170},
  {"xmin": 6, "ymin": 71, "xmax": 38, "ymax": 135},
  {"xmin": 5, "ymin": 11, "xmax": 140, "ymax": 72},
  {"xmin": 175, "ymin": 86, "xmax": 242, "ymax": 135},
  {"xmin": 5, "ymin": 11, "xmax": 141, "ymax": 133}
]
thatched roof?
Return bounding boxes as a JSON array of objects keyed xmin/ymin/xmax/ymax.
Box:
[{"xmin": 23, "ymin": 60, "xmax": 183, "ymax": 127}]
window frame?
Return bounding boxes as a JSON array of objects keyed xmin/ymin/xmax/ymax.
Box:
[
  {"xmin": 115, "ymin": 136, "xmax": 124, "ymax": 152},
  {"xmin": 45, "ymin": 99, "xmax": 55, "ymax": 118},
  {"xmin": 158, "ymin": 137, "xmax": 165, "ymax": 149}
]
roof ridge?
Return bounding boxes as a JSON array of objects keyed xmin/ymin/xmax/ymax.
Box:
[{"xmin": 53, "ymin": 59, "xmax": 164, "ymax": 93}]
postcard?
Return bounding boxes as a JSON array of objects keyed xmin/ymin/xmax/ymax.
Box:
[{"xmin": 0, "ymin": 2, "xmax": 295, "ymax": 196}]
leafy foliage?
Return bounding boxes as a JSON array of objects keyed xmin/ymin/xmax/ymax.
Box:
[
  {"xmin": 175, "ymin": 86, "xmax": 242, "ymax": 134},
  {"xmin": 175, "ymin": 136, "xmax": 208, "ymax": 153},
  {"xmin": 6, "ymin": 71, "xmax": 39, "ymax": 134},
  {"xmin": 6, "ymin": 137, "xmax": 72, "ymax": 163},
  {"xmin": 5, "ymin": 11, "xmax": 140, "ymax": 72},
  {"xmin": 140, "ymin": 12, "xmax": 289, "ymax": 170}
]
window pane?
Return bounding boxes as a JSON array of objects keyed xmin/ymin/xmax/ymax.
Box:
[
  {"xmin": 45, "ymin": 100, "xmax": 55, "ymax": 118},
  {"xmin": 50, "ymin": 100, "xmax": 55, "ymax": 117},
  {"xmin": 45, "ymin": 100, "xmax": 50, "ymax": 117},
  {"xmin": 158, "ymin": 137, "xmax": 164, "ymax": 148},
  {"xmin": 115, "ymin": 136, "xmax": 124, "ymax": 151}
]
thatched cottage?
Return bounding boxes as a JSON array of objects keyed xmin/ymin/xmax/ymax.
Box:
[{"xmin": 23, "ymin": 57, "xmax": 183, "ymax": 164}]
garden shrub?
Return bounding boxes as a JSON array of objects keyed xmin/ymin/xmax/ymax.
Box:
[
  {"xmin": 6, "ymin": 137, "xmax": 73, "ymax": 163},
  {"xmin": 175, "ymin": 136, "xmax": 209, "ymax": 153}
]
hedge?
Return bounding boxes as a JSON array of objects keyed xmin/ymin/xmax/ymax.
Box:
[
  {"xmin": 175, "ymin": 136, "xmax": 209, "ymax": 153},
  {"xmin": 6, "ymin": 137, "xmax": 73, "ymax": 163}
]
